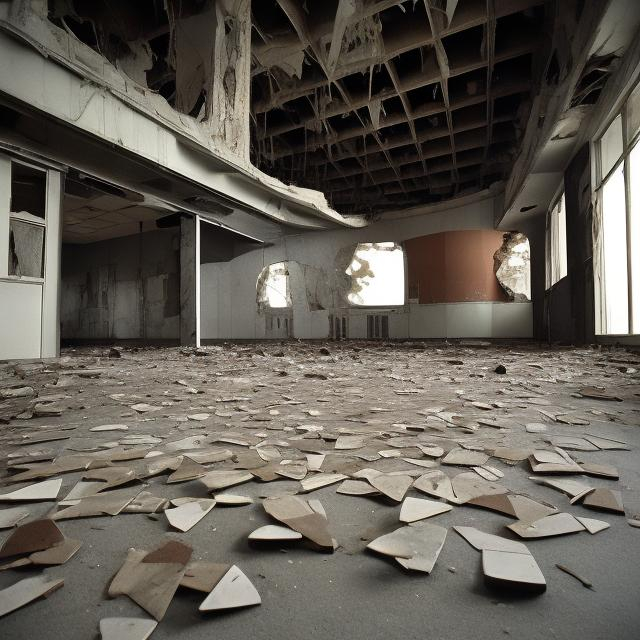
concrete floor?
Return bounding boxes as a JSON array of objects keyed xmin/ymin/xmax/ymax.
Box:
[{"xmin": 0, "ymin": 341, "xmax": 639, "ymax": 640}]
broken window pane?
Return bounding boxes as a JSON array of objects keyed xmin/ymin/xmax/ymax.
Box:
[
  {"xmin": 256, "ymin": 262, "xmax": 291, "ymax": 309},
  {"xmin": 11, "ymin": 162, "xmax": 46, "ymax": 219},
  {"xmin": 8, "ymin": 219, "xmax": 45, "ymax": 278},
  {"xmin": 601, "ymin": 163, "xmax": 629, "ymax": 334},
  {"xmin": 346, "ymin": 242, "xmax": 404, "ymax": 306}
]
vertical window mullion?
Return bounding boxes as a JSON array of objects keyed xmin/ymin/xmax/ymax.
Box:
[{"xmin": 623, "ymin": 105, "xmax": 633, "ymax": 334}]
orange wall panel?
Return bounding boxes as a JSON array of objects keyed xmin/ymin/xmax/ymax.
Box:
[{"xmin": 405, "ymin": 230, "xmax": 508, "ymax": 303}]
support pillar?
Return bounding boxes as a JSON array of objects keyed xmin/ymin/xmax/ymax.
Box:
[{"xmin": 180, "ymin": 215, "xmax": 200, "ymax": 347}]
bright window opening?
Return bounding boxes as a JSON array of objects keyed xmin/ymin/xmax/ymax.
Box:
[
  {"xmin": 346, "ymin": 242, "xmax": 405, "ymax": 306},
  {"xmin": 256, "ymin": 262, "xmax": 291, "ymax": 309},
  {"xmin": 546, "ymin": 193, "xmax": 567, "ymax": 289}
]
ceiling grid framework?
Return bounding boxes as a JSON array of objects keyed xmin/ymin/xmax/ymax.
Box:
[{"xmin": 250, "ymin": 0, "xmax": 548, "ymax": 216}]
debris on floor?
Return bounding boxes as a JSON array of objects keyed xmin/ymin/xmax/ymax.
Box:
[{"xmin": 0, "ymin": 342, "xmax": 637, "ymax": 633}]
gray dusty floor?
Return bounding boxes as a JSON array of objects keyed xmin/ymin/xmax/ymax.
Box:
[{"xmin": 0, "ymin": 341, "xmax": 639, "ymax": 640}]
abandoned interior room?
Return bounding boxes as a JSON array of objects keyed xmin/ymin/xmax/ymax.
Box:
[{"xmin": 0, "ymin": 0, "xmax": 639, "ymax": 638}]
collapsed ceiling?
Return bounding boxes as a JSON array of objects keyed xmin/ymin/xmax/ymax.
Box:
[{"xmin": 47, "ymin": 0, "xmax": 551, "ymax": 217}]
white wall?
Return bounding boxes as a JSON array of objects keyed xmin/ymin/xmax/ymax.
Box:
[{"xmin": 200, "ymin": 195, "xmax": 534, "ymax": 340}]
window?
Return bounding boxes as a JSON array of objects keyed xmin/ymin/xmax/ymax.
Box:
[
  {"xmin": 546, "ymin": 193, "xmax": 567, "ymax": 289},
  {"xmin": 256, "ymin": 262, "xmax": 291, "ymax": 309},
  {"xmin": 346, "ymin": 242, "xmax": 405, "ymax": 306},
  {"xmin": 8, "ymin": 161, "xmax": 47, "ymax": 279},
  {"xmin": 594, "ymin": 82, "xmax": 640, "ymax": 335}
]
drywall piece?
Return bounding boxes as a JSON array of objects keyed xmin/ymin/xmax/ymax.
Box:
[
  {"xmin": 467, "ymin": 494, "xmax": 557, "ymax": 521},
  {"xmin": 0, "ymin": 519, "xmax": 65, "ymax": 559},
  {"xmin": 180, "ymin": 562, "xmax": 230, "ymax": 593},
  {"xmin": 399, "ymin": 497, "xmax": 452, "ymax": 523},
  {"xmin": 123, "ymin": 492, "xmax": 168, "ymax": 514},
  {"xmin": 334, "ymin": 435, "xmax": 367, "ymax": 450},
  {"xmin": 417, "ymin": 444, "xmax": 444, "ymax": 458},
  {"xmin": 275, "ymin": 465, "xmax": 308, "ymax": 480},
  {"xmin": 199, "ymin": 470, "xmax": 253, "ymax": 492},
  {"xmin": 442, "ymin": 449, "xmax": 489, "ymax": 466},
  {"xmin": 59, "ymin": 481, "xmax": 105, "ymax": 505},
  {"xmin": 395, "ymin": 523, "xmax": 448, "ymax": 574},
  {"xmin": 581, "ymin": 489, "xmax": 625, "ymax": 514},
  {"xmin": 213, "ymin": 494, "xmax": 253, "ymax": 506},
  {"xmin": 165, "ymin": 499, "xmax": 216, "ymax": 532},
  {"xmin": 248, "ymin": 525, "xmax": 303, "ymax": 541},
  {"xmin": 578, "ymin": 387, "xmax": 622, "ymax": 401},
  {"xmin": 52, "ymin": 488, "xmax": 139, "ymax": 520},
  {"xmin": 0, "ymin": 576, "xmax": 64, "ymax": 618},
  {"xmin": 91, "ymin": 424, "xmax": 129, "ymax": 432},
  {"xmin": 575, "ymin": 516, "xmax": 610, "ymax": 534},
  {"xmin": 482, "ymin": 549, "xmax": 546, "ymax": 593},
  {"xmin": 526, "ymin": 423, "xmax": 548, "ymax": 433},
  {"xmin": 451, "ymin": 472, "xmax": 507, "ymax": 504},
  {"xmin": 0, "ymin": 478, "xmax": 62, "ymax": 502},
  {"xmin": 507, "ymin": 513, "xmax": 585, "ymax": 539},
  {"xmin": 336, "ymin": 480, "xmax": 378, "ymax": 495},
  {"xmin": 529, "ymin": 477, "xmax": 593, "ymax": 498},
  {"xmin": 369, "ymin": 474, "xmax": 413, "ymax": 502},
  {"xmin": 473, "ymin": 466, "xmax": 500, "ymax": 481},
  {"xmin": 99, "ymin": 618, "xmax": 158, "ymax": 640},
  {"xmin": 413, "ymin": 471, "xmax": 458, "ymax": 503},
  {"xmin": 549, "ymin": 437, "xmax": 599, "ymax": 451},
  {"xmin": 492, "ymin": 448, "xmax": 532, "ymax": 462},
  {"xmin": 0, "ymin": 507, "xmax": 30, "ymax": 529},
  {"xmin": 166, "ymin": 457, "xmax": 207, "ymax": 483},
  {"xmin": 368, "ymin": 522, "xmax": 448, "ymax": 573},
  {"xmin": 199, "ymin": 565, "xmax": 261, "ymax": 612},
  {"xmin": 453, "ymin": 526, "xmax": 529, "ymax": 554},
  {"xmin": 263, "ymin": 496, "xmax": 334, "ymax": 551},
  {"xmin": 300, "ymin": 473, "xmax": 347, "ymax": 493},
  {"xmin": 109, "ymin": 541, "xmax": 192, "ymax": 621},
  {"xmin": 583, "ymin": 436, "xmax": 629, "ymax": 451},
  {"xmin": 579, "ymin": 463, "xmax": 619, "ymax": 479},
  {"xmin": 305, "ymin": 454, "xmax": 325, "ymax": 471}
]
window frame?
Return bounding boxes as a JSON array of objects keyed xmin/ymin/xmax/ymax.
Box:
[
  {"xmin": 7, "ymin": 158, "xmax": 48, "ymax": 283},
  {"xmin": 594, "ymin": 80, "xmax": 640, "ymax": 335},
  {"xmin": 545, "ymin": 189, "xmax": 567, "ymax": 290}
]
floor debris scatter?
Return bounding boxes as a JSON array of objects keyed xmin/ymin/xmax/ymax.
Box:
[{"xmin": 0, "ymin": 342, "xmax": 638, "ymax": 638}]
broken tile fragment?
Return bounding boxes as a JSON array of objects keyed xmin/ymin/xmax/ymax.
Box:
[
  {"xmin": 0, "ymin": 507, "xmax": 30, "ymax": 529},
  {"xmin": 213, "ymin": 494, "xmax": 253, "ymax": 506},
  {"xmin": 507, "ymin": 512, "xmax": 585, "ymax": 538},
  {"xmin": 90, "ymin": 424, "xmax": 128, "ymax": 432},
  {"xmin": 199, "ymin": 470, "xmax": 253, "ymax": 492},
  {"xmin": 336, "ymin": 480, "xmax": 378, "ymax": 496},
  {"xmin": 368, "ymin": 522, "xmax": 447, "ymax": 573},
  {"xmin": 0, "ymin": 576, "xmax": 64, "ymax": 618},
  {"xmin": 248, "ymin": 525, "xmax": 303, "ymax": 541},
  {"xmin": 0, "ymin": 519, "xmax": 65, "ymax": 559},
  {"xmin": 482, "ymin": 549, "xmax": 546, "ymax": 594},
  {"xmin": 52, "ymin": 488, "xmax": 139, "ymax": 520},
  {"xmin": 199, "ymin": 565, "xmax": 261, "ymax": 612},
  {"xmin": 399, "ymin": 497, "xmax": 452, "ymax": 523},
  {"xmin": 180, "ymin": 562, "xmax": 230, "ymax": 593},
  {"xmin": 581, "ymin": 489, "xmax": 625, "ymax": 514},
  {"xmin": 369, "ymin": 474, "xmax": 413, "ymax": 502},
  {"xmin": 263, "ymin": 495, "xmax": 333, "ymax": 551},
  {"xmin": 166, "ymin": 456, "xmax": 207, "ymax": 483},
  {"xmin": 109, "ymin": 541, "xmax": 192, "ymax": 620},
  {"xmin": 442, "ymin": 448, "xmax": 489, "ymax": 466},
  {"xmin": 165, "ymin": 499, "xmax": 216, "ymax": 532},
  {"xmin": 575, "ymin": 516, "xmax": 610, "ymax": 534},
  {"xmin": 0, "ymin": 478, "xmax": 62, "ymax": 502}
]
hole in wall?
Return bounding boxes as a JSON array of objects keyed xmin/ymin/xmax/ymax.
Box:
[
  {"xmin": 346, "ymin": 242, "xmax": 405, "ymax": 306},
  {"xmin": 256, "ymin": 262, "xmax": 291, "ymax": 310},
  {"xmin": 494, "ymin": 232, "xmax": 531, "ymax": 301}
]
